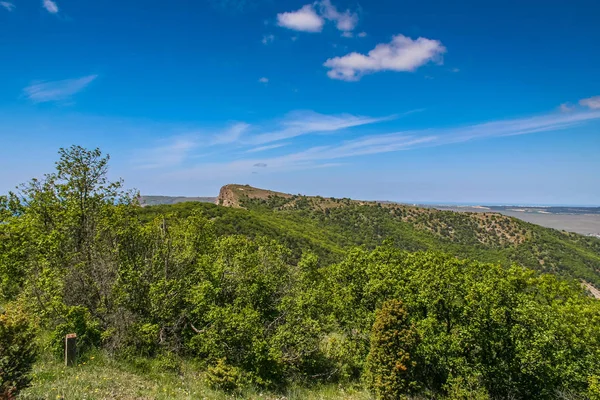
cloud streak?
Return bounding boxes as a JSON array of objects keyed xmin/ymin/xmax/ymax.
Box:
[
  {"xmin": 247, "ymin": 110, "xmax": 395, "ymax": 145},
  {"xmin": 211, "ymin": 123, "xmax": 250, "ymax": 145},
  {"xmin": 165, "ymin": 109, "xmax": 600, "ymax": 179},
  {"xmin": 135, "ymin": 136, "xmax": 199, "ymax": 169},
  {"xmin": 245, "ymin": 143, "xmax": 288, "ymax": 153},
  {"xmin": 1, "ymin": 1, "xmax": 15, "ymax": 11},
  {"xmin": 133, "ymin": 110, "xmax": 393, "ymax": 169},
  {"xmin": 23, "ymin": 75, "xmax": 98, "ymax": 103},
  {"xmin": 324, "ymin": 35, "xmax": 446, "ymax": 81}
]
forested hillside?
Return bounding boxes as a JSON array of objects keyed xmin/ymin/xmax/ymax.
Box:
[
  {"xmin": 141, "ymin": 184, "xmax": 600, "ymax": 288},
  {"xmin": 2, "ymin": 147, "xmax": 600, "ymax": 400}
]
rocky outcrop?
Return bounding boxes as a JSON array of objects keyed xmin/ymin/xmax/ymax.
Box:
[{"xmin": 217, "ymin": 184, "xmax": 240, "ymax": 207}]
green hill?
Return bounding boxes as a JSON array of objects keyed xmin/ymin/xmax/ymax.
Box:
[{"xmin": 139, "ymin": 184, "xmax": 600, "ymax": 290}]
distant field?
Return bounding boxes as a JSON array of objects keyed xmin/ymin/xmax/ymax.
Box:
[
  {"xmin": 423, "ymin": 205, "xmax": 600, "ymax": 236},
  {"xmin": 498, "ymin": 211, "xmax": 600, "ymax": 236}
]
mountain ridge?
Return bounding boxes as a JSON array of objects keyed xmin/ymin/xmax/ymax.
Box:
[{"xmin": 139, "ymin": 184, "xmax": 600, "ymax": 291}]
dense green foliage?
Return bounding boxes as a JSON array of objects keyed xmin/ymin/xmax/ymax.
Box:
[
  {"xmin": 364, "ymin": 299, "xmax": 418, "ymax": 399},
  {"xmin": 0, "ymin": 303, "xmax": 37, "ymax": 398},
  {"xmin": 1, "ymin": 146, "xmax": 600, "ymax": 399},
  {"xmin": 139, "ymin": 194, "xmax": 600, "ymax": 287}
]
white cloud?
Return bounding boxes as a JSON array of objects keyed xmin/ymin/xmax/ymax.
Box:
[
  {"xmin": 135, "ymin": 136, "xmax": 199, "ymax": 169},
  {"xmin": 580, "ymin": 96, "xmax": 600, "ymax": 110},
  {"xmin": 358, "ymin": 32, "xmax": 367, "ymax": 38},
  {"xmin": 276, "ymin": 1, "xmax": 359, "ymax": 34},
  {"xmin": 23, "ymin": 75, "xmax": 98, "ymax": 103},
  {"xmin": 341, "ymin": 31, "xmax": 353, "ymax": 38},
  {"xmin": 1, "ymin": 1, "xmax": 15, "ymax": 11},
  {"xmin": 212, "ymin": 123, "xmax": 250, "ymax": 145},
  {"xmin": 42, "ymin": 0, "xmax": 58, "ymax": 13},
  {"xmin": 165, "ymin": 109, "xmax": 600, "ymax": 177},
  {"xmin": 318, "ymin": 0, "xmax": 358, "ymax": 32},
  {"xmin": 259, "ymin": 77, "xmax": 269, "ymax": 83},
  {"xmin": 262, "ymin": 34, "xmax": 275, "ymax": 45},
  {"xmin": 451, "ymin": 67, "xmax": 460, "ymax": 73},
  {"xmin": 277, "ymin": 4, "xmax": 324, "ymax": 32},
  {"xmin": 248, "ymin": 110, "xmax": 394, "ymax": 145},
  {"xmin": 324, "ymin": 34, "xmax": 446, "ymax": 81},
  {"xmin": 245, "ymin": 143, "xmax": 288, "ymax": 153}
]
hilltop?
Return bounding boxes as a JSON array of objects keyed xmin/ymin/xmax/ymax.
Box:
[{"xmin": 140, "ymin": 184, "xmax": 600, "ymax": 291}]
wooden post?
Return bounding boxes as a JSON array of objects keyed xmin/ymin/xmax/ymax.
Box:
[{"xmin": 65, "ymin": 333, "xmax": 77, "ymax": 367}]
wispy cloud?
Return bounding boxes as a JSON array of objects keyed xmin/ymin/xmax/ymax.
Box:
[
  {"xmin": 211, "ymin": 123, "xmax": 250, "ymax": 145},
  {"xmin": 245, "ymin": 143, "xmax": 288, "ymax": 153},
  {"xmin": 277, "ymin": 4, "xmax": 324, "ymax": 32},
  {"xmin": 324, "ymin": 34, "xmax": 446, "ymax": 81},
  {"xmin": 165, "ymin": 109, "xmax": 600, "ymax": 178},
  {"xmin": 23, "ymin": 75, "xmax": 98, "ymax": 103},
  {"xmin": 259, "ymin": 77, "xmax": 269, "ymax": 83},
  {"xmin": 132, "ymin": 110, "xmax": 393, "ymax": 169},
  {"xmin": 318, "ymin": 0, "xmax": 358, "ymax": 32},
  {"xmin": 580, "ymin": 96, "xmax": 600, "ymax": 110},
  {"xmin": 42, "ymin": 0, "xmax": 58, "ymax": 14},
  {"xmin": 135, "ymin": 136, "xmax": 199, "ymax": 169},
  {"xmin": 247, "ymin": 110, "xmax": 395, "ymax": 145},
  {"xmin": 1, "ymin": 1, "xmax": 15, "ymax": 11}
]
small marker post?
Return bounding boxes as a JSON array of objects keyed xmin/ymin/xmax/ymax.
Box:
[{"xmin": 65, "ymin": 333, "xmax": 77, "ymax": 367}]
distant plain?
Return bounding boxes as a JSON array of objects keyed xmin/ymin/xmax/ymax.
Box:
[{"xmin": 425, "ymin": 205, "xmax": 600, "ymax": 235}]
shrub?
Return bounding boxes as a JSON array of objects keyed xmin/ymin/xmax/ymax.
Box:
[
  {"xmin": 589, "ymin": 376, "xmax": 600, "ymax": 400},
  {"xmin": 206, "ymin": 358, "xmax": 246, "ymax": 393},
  {"xmin": 52, "ymin": 306, "xmax": 101, "ymax": 358},
  {"xmin": 0, "ymin": 304, "xmax": 37, "ymax": 398},
  {"xmin": 364, "ymin": 299, "xmax": 418, "ymax": 400}
]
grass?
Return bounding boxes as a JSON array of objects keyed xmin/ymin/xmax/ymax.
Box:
[{"xmin": 19, "ymin": 350, "xmax": 372, "ymax": 400}]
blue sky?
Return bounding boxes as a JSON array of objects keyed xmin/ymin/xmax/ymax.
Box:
[{"xmin": 1, "ymin": 0, "xmax": 599, "ymax": 205}]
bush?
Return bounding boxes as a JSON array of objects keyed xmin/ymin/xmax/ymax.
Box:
[
  {"xmin": 0, "ymin": 304, "xmax": 37, "ymax": 398},
  {"xmin": 364, "ymin": 299, "xmax": 418, "ymax": 400},
  {"xmin": 206, "ymin": 358, "xmax": 247, "ymax": 393},
  {"xmin": 590, "ymin": 376, "xmax": 600, "ymax": 400},
  {"xmin": 52, "ymin": 306, "xmax": 101, "ymax": 358}
]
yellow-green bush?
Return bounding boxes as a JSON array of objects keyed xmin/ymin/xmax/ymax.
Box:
[
  {"xmin": 205, "ymin": 358, "xmax": 247, "ymax": 393},
  {"xmin": 589, "ymin": 375, "xmax": 600, "ymax": 400}
]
